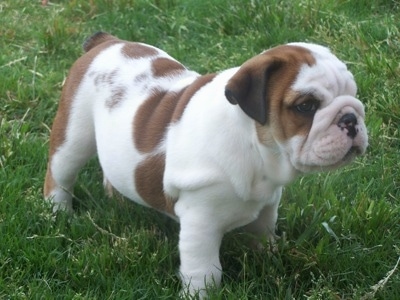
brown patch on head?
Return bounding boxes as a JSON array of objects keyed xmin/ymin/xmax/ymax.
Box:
[
  {"xmin": 226, "ymin": 45, "xmax": 315, "ymax": 125},
  {"xmin": 121, "ymin": 43, "xmax": 158, "ymax": 59},
  {"xmin": 256, "ymin": 89, "xmax": 316, "ymax": 145},
  {"xmin": 264, "ymin": 47, "xmax": 317, "ymax": 142},
  {"xmin": 277, "ymin": 89, "xmax": 318, "ymax": 139},
  {"xmin": 225, "ymin": 45, "xmax": 316, "ymax": 143},
  {"xmin": 133, "ymin": 74, "xmax": 216, "ymax": 153},
  {"xmin": 135, "ymin": 153, "xmax": 175, "ymax": 215},
  {"xmin": 151, "ymin": 57, "xmax": 186, "ymax": 78}
]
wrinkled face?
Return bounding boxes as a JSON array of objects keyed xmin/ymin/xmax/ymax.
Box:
[
  {"xmin": 267, "ymin": 43, "xmax": 368, "ymax": 173},
  {"xmin": 225, "ymin": 43, "xmax": 368, "ymax": 174}
]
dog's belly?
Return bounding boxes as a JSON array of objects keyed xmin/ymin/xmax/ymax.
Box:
[
  {"xmin": 94, "ymin": 103, "xmax": 149, "ymax": 207},
  {"xmin": 174, "ymin": 180, "xmax": 282, "ymax": 232}
]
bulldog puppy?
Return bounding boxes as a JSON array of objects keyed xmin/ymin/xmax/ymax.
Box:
[{"xmin": 44, "ymin": 32, "xmax": 368, "ymax": 297}]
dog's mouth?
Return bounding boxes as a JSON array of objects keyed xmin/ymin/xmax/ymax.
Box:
[
  {"xmin": 342, "ymin": 146, "xmax": 361, "ymax": 162},
  {"xmin": 292, "ymin": 145, "xmax": 363, "ymax": 174},
  {"xmin": 325, "ymin": 145, "xmax": 363, "ymax": 169}
]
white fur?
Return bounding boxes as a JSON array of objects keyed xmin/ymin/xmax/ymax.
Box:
[{"xmin": 46, "ymin": 39, "xmax": 368, "ymax": 297}]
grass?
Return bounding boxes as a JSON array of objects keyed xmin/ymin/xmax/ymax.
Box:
[{"xmin": 1, "ymin": 0, "xmax": 399, "ymax": 298}]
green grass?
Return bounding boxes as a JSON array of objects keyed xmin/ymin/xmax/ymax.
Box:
[{"xmin": 1, "ymin": 0, "xmax": 399, "ymax": 298}]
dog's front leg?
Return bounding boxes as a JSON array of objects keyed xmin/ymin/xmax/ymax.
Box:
[{"xmin": 177, "ymin": 211, "xmax": 223, "ymax": 298}]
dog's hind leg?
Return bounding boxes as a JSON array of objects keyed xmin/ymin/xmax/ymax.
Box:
[{"xmin": 44, "ymin": 83, "xmax": 96, "ymax": 212}]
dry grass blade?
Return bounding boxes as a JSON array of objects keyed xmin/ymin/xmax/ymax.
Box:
[{"xmin": 361, "ymin": 255, "xmax": 400, "ymax": 300}]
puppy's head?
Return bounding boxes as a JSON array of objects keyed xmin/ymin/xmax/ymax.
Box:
[{"xmin": 225, "ymin": 43, "xmax": 368, "ymax": 173}]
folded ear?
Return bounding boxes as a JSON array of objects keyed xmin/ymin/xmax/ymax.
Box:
[{"xmin": 225, "ymin": 56, "xmax": 283, "ymax": 125}]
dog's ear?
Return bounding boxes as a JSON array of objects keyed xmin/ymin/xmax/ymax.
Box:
[{"xmin": 225, "ymin": 56, "xmax": 283, "ymax": 125}]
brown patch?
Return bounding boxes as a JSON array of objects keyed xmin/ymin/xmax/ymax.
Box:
[
  {"xmin": 47, "ymin": 38, "xmax": 121, "ymax": 159},
  {"xmin": 121, "ymin": 43, "xmax": 158, "ymax": 59},
  {"xmin": 151, "ymin": 57, "xmax": 186, "ymax": 78},
  {"xmin": 133, "ymin": 74, "xmax": 216, "ymax": 153},
  {"xmin": 264, "ymin": 47, "xmax": 316, "ymax": 142},
  {"xmin": 226, "ymin": 45, "xmax": 316, "ymax": 127},
  {"xmin": 133, "ymin": 74, "xmax": 216, "ymax": 213},
  {"xmin": 133, "ymin": 73, "xmax": 151, "ymax": 93},
  {"xmin": 44, "ymin": 164, "xmax": 56, "ymax": 197},
  {"xmin": 224, "ymin": 45, "xmax": 316, "ymax": 144},
  {"xmin": 134, "ymin": 73, "xmax": 149, "ymax": 84},
  {"xmin": 94, "ymin": 69, "xmax": 118, "ymax": 87},
  {"xmin": 135, "ymin": 153, "xmax": 175, "ymax": 215},
  {"xmin": 105, "ymin": 86, "xmax": 126, "ymax": 110},
  {"xmin": 44, "ymin": 36, "xmax": 122, "ymax": 196},
  {"xmin": 279, "ymin": 90, "xmax": 317, "ymax": 139},
  {"xmin": 106, "ymin": 69, "xmax": 118, "ymax": 84},
  {"xmin": 171, "ymin": 73, "xmax": 216, "ymax": 121},
  {"xmin": 134, "ymin": 89, "xmax": 180, "ymax": 153}
]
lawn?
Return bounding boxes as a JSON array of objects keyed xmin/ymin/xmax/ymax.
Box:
[{"xmin": 0, "ymin": 0, "xmax": 399, "ymax": 299}]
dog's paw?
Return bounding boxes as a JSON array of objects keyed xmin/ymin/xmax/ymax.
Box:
[
  {"xmin": 246, "ymin": 232, "xmax": 281, "ymax": 255},
  {"xmin": 179, "ymin": 287, "xmax": 209, "ymax": 300},
  {"xmin": 51, "ymin": 199, "xmax": 73, "ymax": 214},
  {"xmin": 103, "ymin": 176, "xmax": 115, "ymax": 198}
]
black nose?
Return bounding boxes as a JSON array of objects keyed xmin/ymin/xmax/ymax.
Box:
[{"xmin": 338, "ymin": 113, "xmax": 358, "ymax": 138}]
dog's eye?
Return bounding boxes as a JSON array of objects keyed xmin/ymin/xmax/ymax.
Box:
[{"xmin": 295, "ymin": 100, "xmax": 319, "ymax": 114}]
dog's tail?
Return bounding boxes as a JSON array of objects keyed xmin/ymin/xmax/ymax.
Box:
[{"xmin": 83, "ymin": 32, "xmax": 118, "ymax": 52}]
